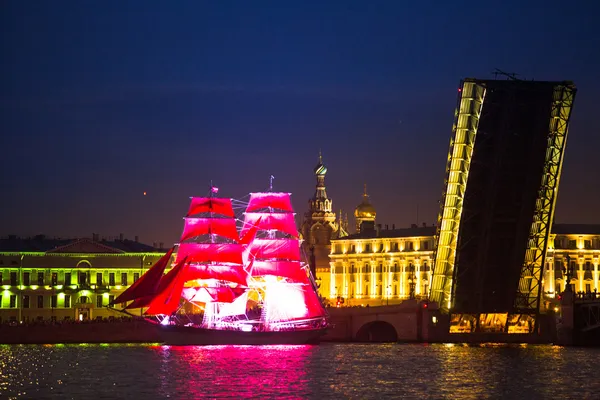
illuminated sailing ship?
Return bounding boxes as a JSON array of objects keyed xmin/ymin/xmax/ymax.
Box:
[{"xmin": 111, "ymin": 187, "xmax": 329, "ymax": 345}]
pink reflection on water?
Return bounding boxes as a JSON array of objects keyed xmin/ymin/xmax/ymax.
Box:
[{"xmin": 151, "ymin": 345, "xmax": 315, "ymax": 398}]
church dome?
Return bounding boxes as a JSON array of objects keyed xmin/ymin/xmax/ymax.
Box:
[
  {"xmin": 354, "ymin": 185, "xmax": 376, "ymax": 219},
  {"xmin": 355, "ymin": 202, "xmax": 376, "ymax": 219}
]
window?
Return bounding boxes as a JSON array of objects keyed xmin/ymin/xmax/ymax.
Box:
[
  {"xmin": 65, "ymin": 272, "xmax": 71, "ymax": 285},
  {"xmin": 134, "ymin": 273, "xmax": 140, "ymax": 283},
  {"xmin": 51, "ymin": 273, "xmax": 58, "ymax": 286},
  {"xmin": 568, "ymin": 240, "xmax": 576, "ymax": 249},
  {"xmin": 79, "ymin": 272, "xmax": 88, "ymax": 285},
  {"xmin": 394, "ymin": 243, "xmax": 399, "ymax": 251},
  {"xmin": 96, "ymin": 273, "xmax": 103, "ymax": 285},
  {"xmin": 79, "ymin": 296, "xmax": 89, "ymax": 304},
  {"xmin": 424, "ymin": 241, "xmax": 429, "ymax": 250},
  {"xmin": 23, "ymin": 295, "xmax": 30, "ymax": 309},
  {"xmin": 108, "ymin": 295, "xmax": 115, "ymax": 305},
  {"xmin": 37, "ymin": 295, "xmax": 43, "ymax": 308},
  {"xmin": 394, "ymin": 263, "xmax": 398, "ymax": 273},
  {"xmin": 365, "ymin": 244, "xmax": 371, "ymax": 253},
  {"xmin": 96, "ymin": 295, "xmax": 103, "ymax": 308},
  {"xmin": 9, "ymin": 295, "xmax": 16, "ymax": 308},
  {"xmin": 51, "ymin": 295, "xmax": 57, "ymax": 308},
  {"xmin": 109, "ymin": 273, "xmax": 115, "ymax": 286},
  {"xmin": 121, "ymin": 273, "xmax": 128, "ymax": 286},
  {"xmin": 64, "ymin": 295, "xmax": 71, "ymax": 308},
  {"xmin": 23, "ymin": 272, "xmax": 30, "ymax": 286},
  {"xmin": 407, "ymin": 242, "xmax": 414, "ymax": 251},
  {"xmin": 585, "ymin": 284, "xmax": 591, "ymax": 293},
  {"xmin": 10, "ymin": 272, "xmax": 17, "ymax": 286},
  {"xmin": 585, "ymin": 262, "xmax": 592, "ymax": 271},
  {"xmin": 37, "ymin": 272, "xmax": 44, "ymax": 285},
  {"xmin": 584, "ymin": 240, "xmax": 592, "ymax": 249}
]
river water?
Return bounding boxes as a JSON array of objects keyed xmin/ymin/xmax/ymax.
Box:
[{"xmin": 1, "ymin": 343, "xmax": 599, "ymax": 399}]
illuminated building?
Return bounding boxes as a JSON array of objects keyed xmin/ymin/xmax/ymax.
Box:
[
  {"xmin": 0, "ymin": 235, "xmax": 164, "ymax": 323},
  {"xmin": 325, "ymin": 220, "xmax": 600, "ymax": 308}
]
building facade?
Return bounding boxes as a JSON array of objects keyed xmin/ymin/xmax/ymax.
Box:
[
  {"xmin": 0, "ymin": 236, "xmax": 164, "ymax": 323},
  {"xmin": 322, "ymin": 224, "xmax": 600, "ymax": 309}
]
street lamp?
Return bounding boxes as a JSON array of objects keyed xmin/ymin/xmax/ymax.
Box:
[{"xmin": 408, "ymin": 272, "xmax": 416, "ymax": 300}]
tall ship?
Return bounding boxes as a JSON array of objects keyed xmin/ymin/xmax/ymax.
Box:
[{"xmin": 110, "ymin": 184, "xmax": 329, "ymax": 345}]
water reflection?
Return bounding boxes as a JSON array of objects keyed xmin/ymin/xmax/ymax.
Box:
[
  {"xmin": 152, "ymin": 345, "xmax": 314, "ymax": 398},
  {"xmin": 0, "ymin": 343, "xmax": 599, "ymax": 399}
]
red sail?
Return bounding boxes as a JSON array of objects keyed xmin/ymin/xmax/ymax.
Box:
[
  {"xmin": 203, "ymin": 286, "xmax": 245, "ymax": 303},
  {"xmin": 145, "ymin": 261, "xmax": 190, "ymax": 315},
  {"xmin": 112, "ymin": 247, "xmax": 174, "ymax": 304},
  {"xmin": 186, "ymin": 197, "xmax": 234, "ymax": 217},
  {"xmin": 176, "ymin": 243, "xmax": 243, "ymax": 265},
  {"xmin": 180, "ymin": 218, "xmax": 240, "ymax": 242},
  {"xmin": 183, "ymin": 263, "xmax": 248, "ymax": 287},
  {"xmin": 245, "ymin": 239, "xmax": 300, "ymax": 261},
  {"xmin": 125, "ymin": 296, "xmax": 153, "ymax": 309},
  {"xmin": 302, "ymin": 286, "xmax": 326, "ymax": 318},
  {"xmin": 241, "ymin": 212, "xmax": 298, "ymax": 238},
  {"xmin": 239, "ymin": 216, "xmax": 261, "ymax": 245},
  {"xmin": 246, "ymin": 192, "xmax": 294, "ymax": 212},
  {"xmin": 249, "ymin": 260, "xmax": 308, "ymax": 283}
]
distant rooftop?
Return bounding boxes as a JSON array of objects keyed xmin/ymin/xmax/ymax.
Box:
[
  {"xmin": 334, "ymin": 225, "xmax": 436, "ymax": 241},
  {"xmin": 0, "ymin": 234, "xmax": 164, "ymax": 253},
  {"xmin": 333, "ymin": 223, "xmax": 600, "ymax": 241}
]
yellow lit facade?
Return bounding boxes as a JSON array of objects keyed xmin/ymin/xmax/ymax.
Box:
[
  {"xmin": 0, "ymin": 237, "xmax": 164, "ymax": 323},
  {"xmin": 321, "ymin": 225, "xmax": 600, "ymax": 308}
]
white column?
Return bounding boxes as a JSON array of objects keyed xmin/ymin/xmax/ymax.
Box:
[
  {"xmin": 329, "ymin": 263, "xmax": 335, "ymax": 298},
  {"xmin": 370, "ymin": 262, "xmax": 376, "ymax": 298},
  {"xmin": 400, "ymin": 261, "xmax": 406, "ymax": 298},
  {"xmin": 578, "ymin": 259, "xmax": 584, "ymax": 292},
  {"xmin": 357, "ymin": 263, "xmax": 362, "ymax": 298},
  {"xmin": 594, "ymin": 260, "xmax": 599, "ymax": 293},
  {"xmin": 415, "ymin": 261, "xmax": 421, "ymax": 296}
]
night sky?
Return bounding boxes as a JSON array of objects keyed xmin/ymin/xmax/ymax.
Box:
[{"xmin": 2, "ymin": 1, "xmax": 600, "ymax": 246}]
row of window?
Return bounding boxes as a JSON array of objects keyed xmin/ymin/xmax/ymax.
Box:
[
  {"xmin": 552, "ymin": 261, "xmax": 600, "ymax": 272},
  {"xmin": 334, "ymin": 262, "xmax": 430, "ymax": 274},
  {"xmin": 337, "ymin": 241, "xmax": 432, "ymax": 254},
  {"xmin": 554, "ymin": 239, "xmax": 600, "ymax": 250},
  {"xmin": 3, "ymin": 271, "xmax": 140, "ymax": 286},
  {"xmin": 0, "ymin": 294, "xmax": 116, "ymax": 309}
]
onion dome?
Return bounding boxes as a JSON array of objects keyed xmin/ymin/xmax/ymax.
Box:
[{"xmin": 354, "ymin": 184, "xmax": 376, "ymax": 219}]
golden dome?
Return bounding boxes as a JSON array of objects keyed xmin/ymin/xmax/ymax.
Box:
[{"xmin": 354, "ymin": 184, "xmax": 376, "ymax": 219}]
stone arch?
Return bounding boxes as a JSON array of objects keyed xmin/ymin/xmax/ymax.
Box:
[
  {"xmin": 355, "ymin": 320, "xmax": 398, "ymax": 342},
  {"xmin": 76, "ymin": 260, "xmax": 92, "ymax": 268}
]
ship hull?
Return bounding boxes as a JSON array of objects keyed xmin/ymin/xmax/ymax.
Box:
[{"xmin": 158, "ymin": 325, "xmax": 328, "ymax": 345}]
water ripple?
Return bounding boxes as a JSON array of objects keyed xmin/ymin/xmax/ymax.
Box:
[{"xmin": 0, "ymin": 343, "xmax": 599, "ymax": 399}]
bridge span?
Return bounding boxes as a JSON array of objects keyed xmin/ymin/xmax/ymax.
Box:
[{"xmin": 323, "ymin": 300, "xmax": 448, "ymax": 342}]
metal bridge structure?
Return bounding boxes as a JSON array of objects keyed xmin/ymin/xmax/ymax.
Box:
[{"xmin": 429, "ymin": 77, "xmax": 577, "ymax": 335}]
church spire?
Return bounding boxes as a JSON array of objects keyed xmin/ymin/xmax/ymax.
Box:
[{"xmin": 313, "ymin": 151, "xmax": 329, "ymax": 203}]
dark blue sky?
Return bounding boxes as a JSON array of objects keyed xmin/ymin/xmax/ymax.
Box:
[{"xmin": 2, "ymin": 1, "xmax": 599, "ymax": 245}]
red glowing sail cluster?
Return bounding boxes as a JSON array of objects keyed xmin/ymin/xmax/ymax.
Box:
[{"xmin": 117, "ymin": 190, "xmax": 328, "ymax": 331}]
